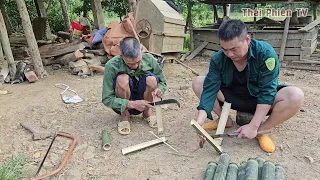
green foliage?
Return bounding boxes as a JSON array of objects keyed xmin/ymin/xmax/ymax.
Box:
[
  {"xmin": 4, "ymin": 0, "xmax": 37, "ymax": 33},
  {"xmin": 101, "ymin": 0, "xmax": 129, "ymax": 20},
  {"xmin": 184, "ymin": 33, "xmax": 190, "ymax": 51},
  {"xmin": 0, "ymin": 154, "xmax": 28, "ymax": 180}
]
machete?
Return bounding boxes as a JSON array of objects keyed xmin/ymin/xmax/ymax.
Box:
[{"xmin": 149, "ymin": 99, "xmax": 180, "ymax": 107}]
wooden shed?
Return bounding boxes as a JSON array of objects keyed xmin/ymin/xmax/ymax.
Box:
[
  {"xmin": 135, "ymin": 0, "xmax": 186, "ymax": 55},
  {"xmin": 193, "ymin": 0, "xmax": 320, "ymax": 71}
]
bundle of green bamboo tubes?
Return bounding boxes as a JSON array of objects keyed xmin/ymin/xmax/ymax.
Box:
[{"xmin": 203, "ymin": 153, "xmax": 285, "ymax": 180}]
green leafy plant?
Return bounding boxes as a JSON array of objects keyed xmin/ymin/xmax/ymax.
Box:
[{"xmin": 0, "ymin": 154, "xmax": 28, "ymax": 180}]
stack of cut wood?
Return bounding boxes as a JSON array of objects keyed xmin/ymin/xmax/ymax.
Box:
[
  {"xmin": 39, "ymin": 41, "xmax": 108, "ymax": 77},
  {"xmin": 203, "ymin": 153, "xmax": 285, "ymax": 180}
]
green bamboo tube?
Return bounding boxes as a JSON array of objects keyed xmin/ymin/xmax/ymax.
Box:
[{"xmin": 102, "ymin": 129, "xmax": 111, "ymax": 151}]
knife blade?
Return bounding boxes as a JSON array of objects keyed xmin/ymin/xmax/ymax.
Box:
[
  {"xmin": 210, "ymin": 129, "xmax": 272, "ymax": 139},
  {"xmin": 149, "ymin": 99, "xmax": 180, "ymax": 107}
]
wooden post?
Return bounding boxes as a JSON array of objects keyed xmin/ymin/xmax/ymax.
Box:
[
  {"xmin": 279, "ymin": 1, "xmax": 292, "ymax": 62},
  {"xmin": 313, "ymin": 4, "xmax": 318, "ymax": 20},
  {"xmin": 226, "ymin": 4, "xmax": 231, "ymax": 17},
  {"xmin": 223, "ymin": 4, "xmax": 227, "ymax": 17},
  {"xmin": 59, "ymin": 0, "xmax": 71, "ymax": 32},
  {"xmin": 187, "ymin": 2, "xmax": 194, "ymax": 51},
  {"xmin": 0, "ymin": 10, "xmax": 16, "ymax": 80},
  {"xmin": 16, "ymin": 0, "xmax": 47, "ymax": 78},
  {"xmin": 213, "ymin": 4, "xmax": 218, "ymax": 23},
  {"xmin": 128, "ymin": 0, "xmax": 137, "ymax": 17},
  {"xmin": 254, "ymin": 4, "xmax": 257, "ymax": 29},
  {"xmin": 36, "ymin": 0, "xmax": 52, "ymax": 39},
  {"xmin": 91, "ymin": 0, "xmax": 105, "ymax": 29}
]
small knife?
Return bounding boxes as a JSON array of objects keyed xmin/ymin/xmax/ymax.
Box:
[
  {"xmin": 210, "ymin": 129, "xmax": 272, "ymax": 138},
  {"xmin": 149, "ymin": 99, "xmax": 180, "ymax": 107}
]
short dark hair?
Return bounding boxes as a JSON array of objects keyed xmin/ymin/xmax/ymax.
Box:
[
  {"xmin": 218, "ymin": 19, "xmax": 247, "ymax": 41},
  {"xmin": 119, "ymin": 37, "xmax": 141, "ymax": 59}
]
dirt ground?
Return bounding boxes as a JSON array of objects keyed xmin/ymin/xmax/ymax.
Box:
[{"xmin": 0, "ymin": 57, "xmax": 319, "ymax": 180}]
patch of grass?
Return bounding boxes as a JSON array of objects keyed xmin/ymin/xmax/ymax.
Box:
[{"xmin": 0, "ymin": 154, "xmax": 28, "ymax": 180}]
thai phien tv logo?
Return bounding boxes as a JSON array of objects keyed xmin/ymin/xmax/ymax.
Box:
[{"xmin": 241, "ymin": 8, "xmax": 309, "ymax": 17}]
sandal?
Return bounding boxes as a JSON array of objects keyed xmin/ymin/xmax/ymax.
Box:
[
  {"xmin": 143, "ymin": 116, "xmax": 157, "ymax": 128},
  {"xmin": 118, "ymin": 121, "xmax": 131, "ymax": 135}
]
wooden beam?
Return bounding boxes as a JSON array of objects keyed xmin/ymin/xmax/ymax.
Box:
[
  {"xmin": 298, "ymin": 19, "xmax": 320, "ymax": 32},
  {"xmin": 0, "ymin": 10, "xmax": 16, "ymax": 80},
  {"xmin": 186, "ymin": 41, "xmax": 208, "ymax": 60},
  {"xmin": 16, "ymin": 0, "xmax": 47, "ymax": 78},
  {"xmin": 279, "ymin": 1, "xmax": 292, "ymax": 62},
  {"xmin": 190, "ymin": 119, "xmax": 223, "ymax": 154},
  {"xmin": 122, "ymin": 137, "xmax": 167, "ymax": 155},
  {"xmin": 91, "ymin": 0, "xmax": 105, "ymax": 29},
  {"xmin": 213, "ymin": 5, "xmax": 218, "ymax": 23},
  {"xmin": 59, "ymin": 0, "xmax": 71, "ymax": 32}
]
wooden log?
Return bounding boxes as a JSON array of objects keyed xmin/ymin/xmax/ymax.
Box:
[
  {"xmin": 16, "ymin": 0, "xmax": 47, "ymax": 78},
  {"xmin": 0, "ymin": 10, "xmax": 16, "ymax": 81},
  {"xmin": 122, "ymin": 137, "xmax": 166, "ymax": 155},
  {"xmin": 190, "ymin": 119, "xmax": 223, "ymax": 154},
  {"xmin": 91, "ymin": 0, "xmax": 105, "ymax": 29},
  {"xmin": 59, "ymin": 0, "xmax": 71, "ymax": 32},
  {"xmin": 39, "ymin": 41, "xmax": 82, "ymax": 58},
  {"xmin": 186, "ymin": 41, "xmax": 208, "ymax": 60},
  {"xmin": 213, "ymin": 102, "xmax": 231, "ymax": 146},
  {"xmin": 279, "ymin": 1, "xmax": 291, "ymax": 62}
]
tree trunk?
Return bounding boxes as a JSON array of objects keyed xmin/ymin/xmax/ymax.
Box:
[
  {"xmin": 0, "ymin": 40, "xmax": 5, "ymax": 68},
  {"xmin": 59, "ymin": 0, "xmax": 71, "ymax": 32},
  {"xmin": 82, "ymin": 0, "xmax": 89, "ymax": 17},
  {"xmin": 16, "ymin": 0, "xmax": 47, "ymax": 78},
  {"xmin": 91, "ymin": 0, "xmax": 105, "ymax": 29},
  {"xmin": 0, "ymin": 0, "xmax": 13, "ymax": 35},
  {"xmin": 0, "ymin": 10, "xmax": 16, "ymax": 80},
  {"xmin": 187, "ymin": 2, "xmax": 194, "ymax": 51},
  {"xmin": 36, "ymin": 0, "xmax": 52, "ymax": 39}
]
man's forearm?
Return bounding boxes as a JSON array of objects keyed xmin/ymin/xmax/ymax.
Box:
[{"xmin": 250, "ymin": 104, "xmax": 271, "ymax": 128}]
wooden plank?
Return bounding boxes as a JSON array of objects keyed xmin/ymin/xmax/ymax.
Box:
[
  {"xmin": 283, "ymin": 55, "xmax": 300, "ymax": 61},
  {"xmin": 213, "ymin": 102, "xmax": 231, "ymax": 146},
  {"xmin": 122, "ymin": 137, "xmax": 166, "ymax": 155},
  {"xmin": 273, "ymin": 47, "xmax": 301, "ymax": 55},
  {"xmin": 255, "ymin": 39, "xmax": 302, "ymax": 48},
  {"xmin": 161, "ymin": 36, "xmax": 184, "ymax": 53},
  {"xmin": 252, "ymin": 31, "xmax": 303, "ymax": 40},
  {"xmin": 39, "ymin": 41, "xmax": 82, "ymax": 58},
  {"xmin": 190, "ymin": 119, "xmax": 223, "ymax": 154},
  {"xmin": 195, "ymin": 41, "xmax": 221, "ymax": 52},
  {"xmin": 301, "ymin": 38, "xmax": 317, "ymax": 55},
  {"xmin": 194, "ymin": 31, "xmax": 219, "ymax": 43},
  {"xmin": 298, "ymin": 19, "xmax": 320, "ymax": 32},
  {"xmin": 293, "ymin": 60, "xmax": 320, "ymax": 65},
  {"xmin": 186, "ymin": 41, "xmax": 208, "ymax": 60}
]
